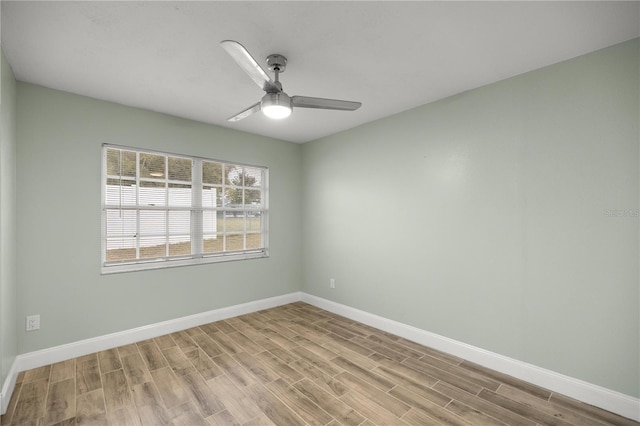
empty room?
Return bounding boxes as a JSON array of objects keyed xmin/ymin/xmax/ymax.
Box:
[{"xmin": 0, "ymin": 1, "xmax": 638, "ymax": 425}]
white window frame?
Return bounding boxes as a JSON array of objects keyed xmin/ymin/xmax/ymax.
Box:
[{"xmin": 101, "ymin": 144, "xmax": 269, "ymax": 274}]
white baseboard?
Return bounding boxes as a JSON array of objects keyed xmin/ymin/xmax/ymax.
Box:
[
  {"xmin": 1, "ymin": 359, "xmax": 18, "ymax": 414},
  {"xmin": 15, "ymin": 291, "xmax": 302, "ymax": 375},
  {"xmin": 3, "ymin": 291, "xmax": 638, "ymax": 421},
  {"xmin": 301, "ymin": 293, "xmax": 640, "ymax": 422}
]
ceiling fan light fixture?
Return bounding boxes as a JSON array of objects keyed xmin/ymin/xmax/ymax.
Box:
[{"xmin": 261, "ymin": 92, "xmax": 292, "ymax": 119}]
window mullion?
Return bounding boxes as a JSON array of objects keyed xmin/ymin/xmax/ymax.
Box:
[
  {"xmin": 222, "ymin": 164, "xmax": 227, "ymax": 252},
  {"xmin": 135, "ymin": 151, "xmax": 141, "ymax": 259},
  {"xmin": 192, "ymin": 159, "xmax": 203, "ymax": 256},
  {"xmin": 262, "ymin": 168, "xmax": 267, "ymax": 248},
  {"xmin": 165, "ymin": 157, "xmax": 169, "ymax": 257},
  {"xmin": 165, "ymin": 209, "xmax": 170, "ymax": 257},
  {"xmin": 243, "ymin": 181, "xmax": 247, "ymax": 251}
]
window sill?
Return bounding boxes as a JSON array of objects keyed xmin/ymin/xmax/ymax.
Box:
[{"xmin": 101, "ymin": 250, "xmax": 269, "ymax": 274}]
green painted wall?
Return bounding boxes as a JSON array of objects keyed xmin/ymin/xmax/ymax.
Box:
[
  {"xmin": 16, "ymin": 83, "xmax": 302, "ymax": 353},
  {"xmin": 1, "ymin": 49, "xmax": 18, "ymax": 387},
  {"xmin": 301, "ymin": 39, "xmax": 639, "ymax": 397}
]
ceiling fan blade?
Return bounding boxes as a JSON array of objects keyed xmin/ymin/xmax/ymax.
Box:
[
  {"xmin": 227, "ymin": 102, "xmax": 261, "ymax": 122},
  {"xmin": 291, "ymin": 96, "xmax": 361, "ymax": 111},
  {"xmin": 221, "ymin": 40, "xmax": 279, "ymax": 93}
]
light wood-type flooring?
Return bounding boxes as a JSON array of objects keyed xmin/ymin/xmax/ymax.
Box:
[{"xmin": 2, "ymin": 302, "xmax": 638, "ymax": 426}]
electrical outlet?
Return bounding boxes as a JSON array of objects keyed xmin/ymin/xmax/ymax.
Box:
[
  {"xmin": 330, "ymin": 278, "xmax": 336, "ymax": 289},
  {"xmin": 26, "ymin": 315, "xmax": 40, "ymax": 331}
]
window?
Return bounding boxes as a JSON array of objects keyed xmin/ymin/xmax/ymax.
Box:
[{"xmin": 102, "ymin": 145, "xmax": 268, "ymax": 273}]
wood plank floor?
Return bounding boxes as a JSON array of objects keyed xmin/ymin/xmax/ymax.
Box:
[{"xmin": 2, "ymin": 302, "xmax": 637, "ymax": 426}]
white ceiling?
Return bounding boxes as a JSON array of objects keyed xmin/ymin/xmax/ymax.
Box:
[{"xmin": 2, "ymin": 1, "xmax": 639, "ymax": 143}]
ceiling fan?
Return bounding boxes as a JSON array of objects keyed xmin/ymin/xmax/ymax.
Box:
[{"xmin": 221, "ymin": 40, "xmax": 362, "ymax": 122}]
